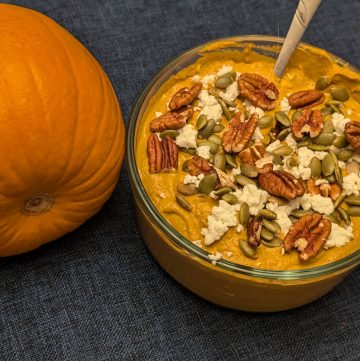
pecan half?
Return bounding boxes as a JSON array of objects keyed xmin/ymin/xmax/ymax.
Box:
[
  {"xmin": 169, "ymin": 84, "xmax": 202, "ymax": 111},
  {"xmin": 345, "ymin": 121, "xmax": 360, "ymax": 151},
  {"xmin": 239, "ymin": 142, "xmax": 265, "ymax": 165},
  {"xmin": 247, "ymin": 217, "xmax": 262, "ymax": 247},
  {"xmin": 150, "ymin": 106, "xmax": 194, "ymax": 132},
  {"xmin": 238, "ymin": 73, "xmax": 279, "ymax": 110},
  {"xmin": 223, "ymin": 112, "xmax": 258, "ymax": 153},
  {"xmin": 284, "ymin": 213, "xmax": 332, "ymax": 261},
  {"xmin": 187, "ymin": 156, "xmax": 213, "ymax": 176},
  {"xmin": 306, "ymin": 179, "xmax": 341, "ymax": 201},
  {"xmin": 288, "ymin": 90, "xmax": 324, "ymax": 109},
  {"xmin": 291, "ymin": 109, "xmax": 324, "ymax": 139},
  {"xmin": 258, "ymin": 170, "xmax": 305, "ymax": 200},
  {"xmin": 147, "ymin": 134, "xmax": 178, "ymax": 173}
]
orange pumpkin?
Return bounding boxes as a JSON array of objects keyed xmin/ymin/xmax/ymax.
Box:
[{"xmin": 0, "ymin": 5, "xmax": 125, "ymax": 256}]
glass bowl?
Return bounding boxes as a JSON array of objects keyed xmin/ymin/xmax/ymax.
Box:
[{"xmin": 126, "ymin": 35, "xmax": 360, "ymax": 312}]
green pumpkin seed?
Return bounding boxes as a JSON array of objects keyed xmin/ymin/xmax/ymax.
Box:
[
  {"xmin": 324, "ymin": 210, "xmax": 341, "ymax": 224},
  {"xmin": 312, "ymin": 132, "xmax": 336, "ymax": 146},
  {"xmin": 213, "ymin": 187, "xmax": 232, "ymax": 196},
  {"xmin": 310, "ymin": 157, "xmax": 322, "ymax": 180},
  {"xmin": 337, "ymin": 149, "xmax": 353, "ymax": 162},
  {"xmin": 258, "ymin": 115, "xmax": 273, "ymax": 128},
  {"xmin": 208, "ymin": 134, "xmax": 223, "ymax": 145},
  {"xmin": 258, "ymin": 209, "xmax": 277, "ymax": 220},
  {"xmin": 240, "ymin": 163, "xmax": 258, "ymax": 178},
  {"xmin": 278, "ymin": 128, "xmax": 291, "ymax": 141},
  {"xmin": 329, "ymin": 104, "xmax": 342, "ymax": 114},
  {"xmin": 308, "ymin": 144, "xmax": 331, "ymax": 151},
  {"xmin": 338, "ymin": 207, "xmax": 351, "ymax": 225},
  {"xmin": 262, "ymin": 219, "xmax": 281, "ymax": 235},
  {"xmin": 345, "ymin": 196, "xmax": 360, "ymax": 206},
  {"xmin": 196, "ymin": 114, "xmax": 208, "ymax": 130},
  {"xmin": 182, "ymin": 160, "xmax": 190, "ymax": 171},
  {"xmin": 218, "ymin": 98, "xmax": 231, "ymax": 120},
  {"xmin": 197, "ymin": 140, "xmax": 219, "ymax": 154},
  {"xmin": 326, "ymin": 100, "xmax": 343, "ymax": 106},
  {"xmin": 198, "ymin": 118, "xmax": 216, "ymax": 139},
  {"xmin": 322, "ymin": 153, "xmax": 335, "ymax": 176},
  {"xmin": 347, "ymin": 206, "xmax": 360, "ymax": 217},
  {"xmin": 180, "ymin": 147, "xmax": 197, "ymax": 155},
  {"xmin": 325, "ymin": 174, "xmax": 337, "ymax": 183},
  {"xmin": 177, "ymin": 183, "xmax": 198, "ymax": 196},
  {"xmin": 260, "ymin": 227, "xmax": 274, "ymax": 241},
  {"xmin": 290, "ymin": 209, "xmax": 314, "ymax": 218},
  {"xmin": 330, "ymin": 86, "xmax": 349, "ymax": 102},
  {"xmin": 239, "ymin": 202, "xmax": 250, "ymax": 226},
  {"xmin": 209, "ymin": 154, "xmax": 214, "ymax": 164},
  {"xmin": 208, "ymin": 87, "xmax": 221, "ymax": 97},
  {"xmin": 335, "ymin": 166, "xmax": 343, "ymax": 186},
  {"xmin": 221, "ymin": 193, "xmax": 238, "ymax": 205},
  {"xmin": 271, "ymin": 145, "xmax": 293, "ymax": 157},
  {"xmin": 175, "ymin": 193, "xmax": 192, "ymax": 212},
  {"xmin": 160, "ymin": 129, "xmax": 179, "ymax": 139},
  {"xmin": 333, "ymin": 134, "xmax": 348, "ymax": 148},
  {"xmin": 235, "ymin": 174, "xmax": 256, "ymax": 187},
  {"xmin": 334, "ymin": 192, "xmax": 347, "ymax": 209},
  {"xmin": 215, "ymin": 74, "xmax": 233, "ymax": 89},
  {"xmin": 221, "ymin": 98, "xmax": 237, "ymax": 107},
  {"xmin": 225, "ymin": 154, "xmax": 237, "ymax": 168},
  {"xmin": 275, "ymin": 111, "xmax": 291, "ymax": 127},
  {"xmin": 212, "ymin": 124, "xmax": 225, "ymax": 133},
  {"xmin": 315, "ymin": 75, "xmax": 331, "ymax": 90},
  {"xmin": 238, "ymin": 239, "xmax": 257, "ymax": 259},
  {"xmin": 261, "ymin": 237, "xmax": 283, "ymax": 248},
  {"xmin": 214, "ymin": 152, "xmax": 226, "ymax": 171},
  {"xmin": 320, "ymin": 106, "xmax": 334, "ymax": 116},
  {"xmin": 198, "ymin": 173, "xmax": 217, "ymax": 195},
  {"xmin": 227, "ymin": 71, "xmax": 237, "ymax": 81},
  {"xmin": 292, "ymin": 110, "xmax": 302, "ymax": 122},
  {"xmin": 285, "ymin": 156, "xmax": 298, "ymax": 169},
  {"xmin": 271, "ymin": 154, "xmax": 283, "ymax": 165},
  {"xmin": 297, "ymin": 140, "xmax": 310, "ymax": 147},
  {"xmin": 267, "ymin": 195, "xmax": 289, "ymax": 206}
]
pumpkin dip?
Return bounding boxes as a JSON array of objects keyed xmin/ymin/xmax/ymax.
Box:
[{"xmin": 136, "ymin": 42, "xmax": 360, "ymax": 271}]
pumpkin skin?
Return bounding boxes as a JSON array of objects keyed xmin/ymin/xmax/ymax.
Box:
[{"xmin": 0, "ymin": 5, "xmax": 125, "ymax": 256}]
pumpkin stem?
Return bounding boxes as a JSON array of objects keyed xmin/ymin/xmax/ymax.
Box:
[{"xmin": 22, "ymin": 193, "xmax": 54, "ymax": 216}]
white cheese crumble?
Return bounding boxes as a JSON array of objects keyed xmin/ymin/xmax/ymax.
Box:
[
  {"xmin": 297, "ymin": 146, "xmax": 327, "ymax": 166},
  {"xmin": 265, "ymin": 203, "xmax": 293, "ymax": 235},
  {"xmin": 209, "ymin": 252, "xmax": 222, "ymax": 265},
  {"xmin": 184, "ymin": 173, "xmax": 204, "ymax": 188},
  {"xmin": 343, "ymin": 173, "xmax": 360, "ymax": 195},
  {"xmin": 232, "ymin": 184, "xmax": 269, "ymax": 215},
  {"xmin": 155, "ymin": 111, "xmax": 163, "ymax": 117},
  {"xmin": 192, "ymin": 75, "xmax": 201, "ymax": 82},
  {"xmin": 225, "ymin": 251, "xmax": 233, "ymax": 257},
  {"xmin": 219, "ymin": 82, "xmax": 239, "ymax": 102},
  {"xmin": 315, "ymin": 179, "xmax": 329, "ymax": 186},
  {"xmin": 198, "ymin": 90, "xmax": 223, "ymax": 122},
  {"xmin": 217, "ymin": 65, "xmax": 233, "ymax": 76},
  {"xmin": 196, "ymin": 145, "xmax": 211, "ymax": 160},
  {"xmin": 266, "ymin": 140, "xmax": 281, "ymax": 153},
  {"xmin": 192, "ymin": 240, "xmax": 203, "ymax": 248},
  {"xmin": 285, "ymin": 134, "xmax": 297, "ymax": 149},
  {"xmin": 201, "ymin": 200, "xmax": 238, "ymax": 245},
  {"xmin": 159, "ymin": 193, "xmax": 166, "ymax": 199},
  {"xmin": 332, "ymin": 112, "xmax": 351, "ymax": 135},
  {"xmin": 236, "ymin": 224, "xmax": 244, "ymax": 233},
  {"xmin": 209, "ymin": 191, "xmax": 218, "ymax": 199},
  {"xmin": 347, "ymin": 109, "xmax": 352, "ymax": 115},
  {"xmin": 244, "ymin": 100, "xmax": 264, "ymax": 118},
  {"xmin": 338, "ymin": 161, "xmax": 346, "ymax": 170},
  {"xmin": 325, "ymin": 224, "xmax": 353, "ymax": 249},
  {"xmin": 300, "ymin": 193, "xmax": 334, "ymax": 215},
  {"xmin": 280, "ymin": 97, "xmax": 291, "ymax": 113},
  {"xmin": 252, "ymin": 127, "xmax": 264, "ymax": 141},
  {"xmin": 198, "ymin": 89, "xmax": 218, "ymax": 106},
  {"xmin": 201, "ymin": 74, "xmax": 215, "ymax": 89},
  {"xmin": 175, "ymin": 124, "xmax": 198, "ymax": 149}
]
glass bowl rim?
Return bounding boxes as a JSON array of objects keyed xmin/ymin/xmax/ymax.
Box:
[{"xmin": 126, "ymin": 35, "xmax": 360, "ymax": 280}]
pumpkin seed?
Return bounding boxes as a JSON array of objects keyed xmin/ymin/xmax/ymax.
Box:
[
  {"xmin": 198, "ymin": 173, "xmax": 217, "ymax": 195},
  {"xmin": 262, "ymin": 219, "xmax": 281, "ymax": 235},
  {"xmin": 337, "ymin": 149, "xmax": 353, "ymax": 162},
  {"xmin": 334, "ymin": 192, "xmax": 347, "ymax": 209},
  {"xmin": 182, "ymin": 160, "xmax": 190, "ymax": 171},
  {"xmin": 227, "ymin": 71, "xmax": 237, "ymax": 81},
  {"xmin": 268, "ymin": 195, "xmax": 289, "ymax": 206},
  {"xmin": 271, "ymin": 145, "xmax": 293, "ymax": 157},
  {"xmin": 214, "ymin": 151, "xmax": 226, "ymax": 171},
  {"xmin": 197, "ymin": 140, "xmax": 219, "ymax": 154},
  {"xmin": 345, "ymin": 196, "xmax": 360, "ymax": 206},
  {"xmin": 212, "ymin": 124, "xmax": 225, "ymax": 133},
  {"xmin": 286, "ymin": 156, "xmax": 299, "ymax": 168},
  {"xmin": 325, "ymin": 210, "xmax": 341, "ymax": 224},
  {"xmin": 329, "ymin": 104, "xmax": 342, "ymax": 114},
  {"xmin": 160, "ymin": 129, "xmax": 179, "ymax": 139},
  {"xmin": 208, "ymin": 87, "xmax": 221, "ymax": 97},
  {"xmin": 297, "ymin": 140, "xmax": 310, "ymax": 147},
  {"xmin": 180, "ymin": 147, "xmax": 197, "ymax": 155},
  {"xmin": 208, "ymin": 134, "xmax": 223, "ymax": 145},
  {"xmin": 260, "ymin": 227, "xmax": 274, "ymax": 241},
  {"xmin": 222, "ymin": 98, "xmax": 237, "ymax": 107},
  {"xmin": 198, "ymin": 118, "xmax": 216, "ymax": 139},
  {"xmin": 215, "ymin": 74, "xmax": 233, "ymax": 89},
  {"xmin": 292, "ymin": 110, "xmax": 302, "ymax": 122},
  {"xmin": 209, "ymin": 154, "xmax": 214, "ymax": 164},
  {"xmin": 335, "ymin": 166, "xmax": 343, "ymax": 186},
  {"xmin": 315, "ymin": 75, "xmax": 331, "ymax": 90},
  {"xmin": 225, "ymin": 153, "xmax": 237, "ymax": 168},
  {"xmin": 290, "ymin": 209, "xmax": 314, "ymax": 218},
  {"xmin": 326, "ymin": 100, "xmax": 343, "ymax": 106},
  {"xmin": 333, "ymin": 134, "xmax": 348, "ymax": 148},
  {"xmin": 347, "ymin": 206, "xmax": 360, "ymax": 217},
  {"xmin": 235, "ymin": 174, "xmax": 256, "ymax": 187},
  {"xmin": 310, "ymin": 157, "xmax": 322, "ymax": 180},
  {"xmin": 240, "ymin": 163, "xmax": 258, "ymax": 178},
  {"xmin": 338, "ymin": 207, "xmax": 351, "ymax": 225},
  {"xmin": 320, "ymin": 106, "xmax": 334, "ymax": 116},
  {"xmin": 177, "ymin": 183, "xmax": 198, "ymax": 196},
  {"xmin": 271, "ymin": 154, "xmax": 283, "ymax": 165},
  {"xmin": 239, "ymin": 202, "xmax": 250, "ymax": 226},
  {"xmin": 261, "ymin": 237, "xmax": 283, "ymax": 248},
  {"xmin": 196, "ymin": 114, "xmax": 208, "ymax": 130},
  {"xmin": 275, "ymin": 111, "xmax": 291, "ymax": 127},
  {"xmin": 213, "ymin": 187, "xmax": 232, "ymax": 196},
  {"xmin": 322, "ymin": 153, "xmax": 335, "ymax": 176},
  {"xmin": 191, "ymin": 98, "xmax": 200, "ymax": 107},
  {"xmin": 312, "ymin": 132, "xmax": 336, "ymax": 146},
  {"xmin": 175, "ymin": 193, "xmax": 192, "ymax": 211},
  {"xmin": 221, "ymin": 193, "xmax": 238, "ymax": 205},
  {"xmin": 308, "ymin": 144, "xmax": 331, "ymax": 151},
  {"xmin": 238, "ymin": 239, "xmax": 258, "ymax": 259},
  {"xmin": 279, "ymin": 128, "xmax": 291, "ymax": 141},
  {"xmin": 258, "ymin": 208, "xmax": 277, "ymax": 220},
  {"xmin": 258, "ymin": 115, "xmax": 273, "ymax": 128},
  {"xmin": 330, "ymin": 86, "xmax": 349, "ymax": 102},
  {"xmin": 325, "ymin": 174, "xmax": 336, "ymax": 183},
  {"xmin": 218, "ymin": 98, "xmax": 231, "ymax": 120}
]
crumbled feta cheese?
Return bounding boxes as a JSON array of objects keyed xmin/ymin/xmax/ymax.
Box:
[
  {"xmin": 193, "ymin": 106, "xmax": 201, "ymax": 112},
  {"xmin": 209, "ymin": 252, "xmax": 222, "ymax": 265},
  {"xmin": 155, "ymin": 132, "xmax": 162, "ymax": 140},
  {"xmin": 347, "ymin": 109, "xmax": 352, "ymax": 115},
  {"xmin": 315, "ymin": 178, "xmax": 329, "ymax": 186},
  {"xmin": 285, "ymin": 134, "xmax": 297, "ymax": 149},
  {"xmin": 297, "ymin": 146, "xmax": 327, "ymax": 164},
  {"xmin": 266, "ymin": 203, "xmax": 293, "ymax": 234},
  {"xmin": 155, "ymin": 111, "xmax": 163, "ymax": 117},
  {"xmin": 201, "ymin": 200, "xmax": 238, "ymax": 245},
  {"xmin": 280, "ymin": 97, "xmax": 291, "ymax": 113},
  {"xmin": 217, "ymin": 65, "xmax": 233, "ymax": 76},
  {"xmin": 201, "ymin": 74, "xmax": 215, "ymax": 89},
  {"xmin": 266, "ymin": 140, "xmax": 281, "ymax": 153},
  {"xmin": 236, "ymin": 72, "xmax": 241, "ymax": 80},
  {"xmin": 198, "ymin": 90, "xmax": 218, "ymax": 106},
  {"xmin": 199, "ymin": 104, "xmax": 223, "ymax": 123},
  {"xmin": 184, "ymin": 173, "xmax": 204, "ymax": 188},
  {"xmin": 236, "ymin": 224, "xmax": 244, "ymax": 233},
  {"xmin": 230, "ymin": 167, "xmax": 241, "ymax": 182},
  {"xmin": 301, "ymin": 194, "xmax": 334, "ymax": 215},
  {"xmin": 192, "ymin": 240, "xmax": 203, "ymax": 248},
  {"xmin": 196, "ymin": 145, "xmax": 211, "ymax": 160},
  {"xmin": 225, "ymin": 251, "xmax": 233, "ymax": 257},
  {"xmin": 209, "ymin": 191, "xmax": 218, "ymax": 199},
  {"xmin": 343, "ymin": 173, "xmax": 360, "ymax": 195},
  {"xmin": 325, "ymin": 224, "xmax": 353, "ymax": 248},
  {"xmin": 192, "ymin": 75, "xmax": 201, "ymax": 82},
  {"xmin": 159, "ymin": 192, "xmax": 166, "ymax": 199},
  {"xmin": 338, "ymin": 161, "xmax": 346, "ymax": 169},
  {"xmin": 233, "ymin": 184, "xmax": 269, "ymax": 215},
  {"xmin": 244, "ymin": 100, "xmax": 264, "ymax": 118},
  {"xmin": 219, "ymin": 82, "xmax": 239, "ymax": 102},
  {"xmin": 252, "ymin": 127, "xmax": 264, "ymax": 141},
  {"xmin": 332, "ymin": 112, "xmax": 351, "ymax": 135},
  {"xmin": 175, "ymin": 124, "xmax": 198, "ymax": 149}
]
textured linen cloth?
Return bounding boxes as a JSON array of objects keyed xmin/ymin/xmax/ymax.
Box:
[{"xmin": 1, "ymin": 0, "xmax": 360, "ymax": 360}]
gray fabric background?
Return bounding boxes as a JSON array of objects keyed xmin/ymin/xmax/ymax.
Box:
[{"xmin": 1, "ymin": 0, "xmax": 360, "ymax": 360}]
